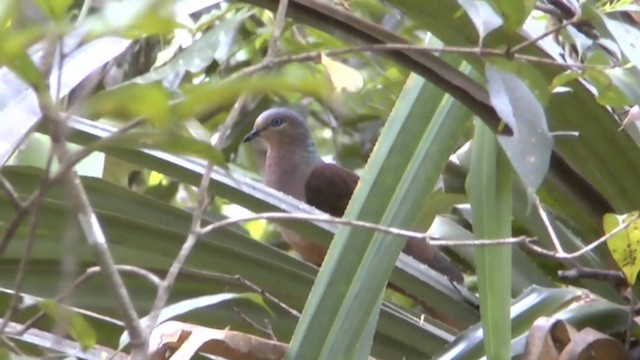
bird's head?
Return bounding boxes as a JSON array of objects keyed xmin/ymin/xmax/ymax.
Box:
[{"xmin": 244, "ymin": 108, "xmax": 313, "ymax": 148}]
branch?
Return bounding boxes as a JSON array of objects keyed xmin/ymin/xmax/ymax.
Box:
[
  {"xmin": 227, "ymin": 42, "xmax": 615, "ymax": 82},
  {"xmin": 16, "ymin": 265, "xmax": 160, "ymax": 336},
  {"xmin": 34, "ymin": 37, "xmax": 146, "ymax": 358},
  {"xmin": 524, "ymin": 213, "xmax": 640, "ymax": 259},
  {"xmin": 145, "ymin": 0, "xmax": 294, "ymax": 333},
  {"xmin": 198, "ymin": 212, "xmax": 533, "ymax": 247}
]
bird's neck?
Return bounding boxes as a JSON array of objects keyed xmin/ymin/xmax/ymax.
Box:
[{"xmin": 265, "ymin": 141, "xmax": 322, "ymax": 200}]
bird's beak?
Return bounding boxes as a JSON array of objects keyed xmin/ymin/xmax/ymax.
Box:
[{"xmin": 243, "ymin": 130, "xmax": 260, "ymax": 143}]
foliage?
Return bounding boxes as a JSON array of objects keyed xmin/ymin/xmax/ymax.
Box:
[{"xmin": 1, "ymin": 0, "xmax": 640, "ymax": 359}]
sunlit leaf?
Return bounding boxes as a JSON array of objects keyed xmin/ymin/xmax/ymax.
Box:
[
  {"xmin": 321, "ymin": 53, "xmax": 364, "ymax": 92},
  {"xmin": 603, "ymin": 211, "xmax": 640, "ymax": 284}
]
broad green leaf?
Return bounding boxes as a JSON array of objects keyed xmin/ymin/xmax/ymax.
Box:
[
  {"xmin": 39, "ymin": 300, "xmax": 97, "ymax": 350},
  {"xmin": 486, "ymin": 0, "xmax": 534, "ymax": 33},
  {"xmin": 83, "ymin": 83, "xmax": 171, "ymax": 126},
  {"xmin": 485, "ymin": 63, "xmax": 551, "ymax": 191},
  {"xmin": 549, "ymin": 70, "xmax": 581, "ymax": 91},
  {"xmin": 584, "ymin": 69, "xmax": 632, "ymax": 107},
  {"xmin": 466, "ymin": 122, "xmax": 513, "ymax": 360},
  {"xmin": 456, "ymin": 0, "xmax": 502, "ymax": 41},
  {"xmin": 88, "ymin": 130, "xmax": 226, "ymax": 166},
  {"xmin": 603, "ymin": 212, "xmax": 640, "ymax": 284}
]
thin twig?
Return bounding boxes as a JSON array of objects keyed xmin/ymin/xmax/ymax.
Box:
[
  {"xmin": 16, "ymin": 265, "xmax": 160, "ymax": 336},
  {"xmin": 36, "ymin": 40, "xmax": 146, "ymax": 359},
  {"xmin": 509, "ymin": 16, "xmax": 579, "ymax": 55},
  {"xmin": 0, "ymin": 151, "xmax": 53, "ymax": 334},
  {"xmin": 145, "ymin": 161, "xmax": 212, "ymax": 333},
  {"xmin": 0, "ymin": 335, "xmax": 23, "ymax": 355},
  {"xmin": 198, "ymin": 212, "xmax": 532, "ymax": 247},
  {"xmin": 227, "ymin": 42, "xmax": 615, "ymax": 82},
  {"xmin": 183, "ymin": 269, "xmax": 301, "ymax": 318},
  {"xmin": 0, "ymin": 117, "xmax": 145, "ymax": 258},
  {"xmin": 525, "ymin": 213, "xmax": 640, "ymax": 259},
  {"xmin": 231, "ymin": 274, "xmax": 301, "ymax": 318},
  {"xmin": 0, "ymin": 175, "xmax": 23, "ymax": 210},
  {"xmin": 232, "ymin": 306, "xmax": 277, "ymax": 340},
  {"xmin": 145, "ymin": 0, "xmax": 293, "ymax": 335},
  {"xmin": 534, "ymin": 195, "xmax": 564, "ymax": 255}
]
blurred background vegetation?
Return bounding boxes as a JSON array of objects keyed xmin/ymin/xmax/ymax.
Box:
[{"xmin": 2, "ymin": 0, "xmax": 640, "ymax": 359}]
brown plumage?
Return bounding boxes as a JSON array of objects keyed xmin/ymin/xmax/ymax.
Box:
[{"xmin": 244, "ymin": 107, "xmax": 463, "ymax": 284}]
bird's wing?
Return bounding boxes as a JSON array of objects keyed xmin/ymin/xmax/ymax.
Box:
[
  {"xmin": 304, "ymin": 163, "xmax": 360, "ymax": 217},
  {"xmin": 304, "ymin": 162, "xmax": 464, "ymax": 284}
]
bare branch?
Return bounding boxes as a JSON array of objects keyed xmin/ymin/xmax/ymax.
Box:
[
  {"xmin": 227, "ymin": 42, "xmax": 615, "ymax": 82},
  {"xmin": 17, "ymin": 265, "xmax": 160, "ymax": 336},
  {"xmin": 558, "ymin": 268, "xmax": 625, "ymax": 283},
  {"xmin": 0, "ymin": 152, "xmax": 53, "ymax": 334},
  {"xmin": 524, "ymin": 213, "xmax": 640, "ymax": 259},
  {"xmin": 146, "ymin": 0, "xmax": 294, "ymax": 334},
  {"xmin": 0, "ymin": 175, "xmax": 23, "ymax": 209},
  {"xmin": 33, "ymin": 34, "xmax": 146, "ymax": 357},
  {"xmin": 198, "ymin": 212, "xmax": 532, "ymax": 247}
]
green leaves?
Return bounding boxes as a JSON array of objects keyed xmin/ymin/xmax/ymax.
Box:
[{"xmin": 84, "ymin": 83, "xmax": 171, "ymax": 126}]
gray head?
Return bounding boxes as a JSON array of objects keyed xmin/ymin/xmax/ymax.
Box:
[{"xmin": 243, "ymin": 108, "xmax": 315, "ymax": 150}]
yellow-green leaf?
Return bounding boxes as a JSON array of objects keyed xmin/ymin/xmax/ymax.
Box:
[
  {"xmin": 39, "ymin": 300, "xmax": 97, "ymax": 350},
  {"xmin": 603, "ymin": 211, "xmax": 640, "ymax": 284}
]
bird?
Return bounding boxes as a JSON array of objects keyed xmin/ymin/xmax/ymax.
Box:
[{"xmin": 243, "ymin": 107, "xmax": 463, "ymax": 284}]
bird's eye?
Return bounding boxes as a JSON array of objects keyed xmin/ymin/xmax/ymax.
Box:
[{"xmin": 270, "ymin": 118, "xmax": 283, "ymax": 127}]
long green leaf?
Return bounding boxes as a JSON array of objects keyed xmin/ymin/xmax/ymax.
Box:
[{"xmin": 466, "ymin": 122, "xmax": 513, "ymax": 359}]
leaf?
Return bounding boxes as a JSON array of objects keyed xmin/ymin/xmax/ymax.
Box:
[
  {"xmin": 32, "ymin": 0, "xmax": 73, "ymax": 21},
  {"xmin": 600, "ymin": 16, "xmax": 640, "ymax": 71},
  {"xmin": 147, "ymin": 321, "xmax": 288, "ymax": 360},
  {"xmin": 603, "ymin": 211, "xmax": 640, "ymax": 284},
  {"xmin": 119, "ymin": 293, "xmax": 271, "ymax": 348},
  {"xmin": 486, "ymin": 0, "xmax": 535, "ymax": 33},
  {"xmin": 0, "ymin": 31, "xmax": 132, "ymax": 165},
  {"xmin": 485, "ymin": 63, "xmax": 552, "ymax": 191},
  {"xmin": 83, "ymin": 83, "xmax": 171, "ymax": 126},
  {"xmin": 584, "ymin": 69, "xmax": 632, "ymax": 107},
  {"xmin": 86, "ymin": 0, "xmax": 180, "ymax": 38},
  {"xmin": 466, "ymin": 121, "xmax": 513, "ymax": 360},
  {"xmin": 320, "ymin": 54, "xmax": 364, "ymax": 92},
  {"xmin": 39, "ymin": 300, "xmax": 97, "ymax": 350},
  {"xmin": 456, "ymin": 0, "xmax": 502, "ymax": 41}
]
